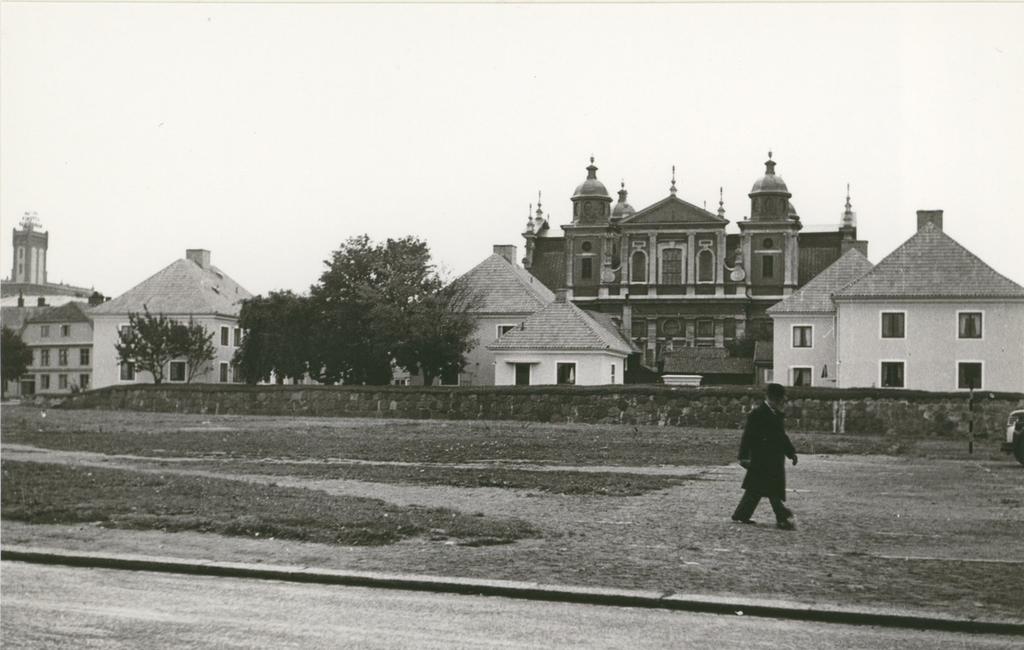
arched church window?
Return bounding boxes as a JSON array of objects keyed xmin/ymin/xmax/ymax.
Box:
[
  {"xmin": 697, "ymin": 249, "xmax": 715, "ymax": 283},
  {"xmin": 661, "ymin": 248, "xmax": 683, "ymax": 285},
  {"xmin": 631, "ymin": 250, "xmax": 647, "ymax": 283}
]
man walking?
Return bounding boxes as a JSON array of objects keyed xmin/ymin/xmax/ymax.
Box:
[{"xmin": 731, "ymin": 383, "xmax": 799, "ymax": 530}]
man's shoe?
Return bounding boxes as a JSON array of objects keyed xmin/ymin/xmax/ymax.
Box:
[
  {"xmin": 776, "ymin": 518, "xmax": 796, "ymax": 530},
  {"xmin": 731, "ymin": 517, "xmax": 756, "ymax": 524}
]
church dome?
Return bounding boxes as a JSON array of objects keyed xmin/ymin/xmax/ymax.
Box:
[
  {"xmin": 611, "ymin": 182, "xmax": 635, "ymax": 218},
  {"xmin": 573, "ymin": 157, "xmax": 610, "ymax": 198},
  {"xmin": 749, "ymin": 153, "xmax": 791, "ymax": 196}
]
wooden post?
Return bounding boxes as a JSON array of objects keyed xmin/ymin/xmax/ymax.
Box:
[{"xmin": 968, "ymin": 385, "xmax": 975, "ymax": 455}]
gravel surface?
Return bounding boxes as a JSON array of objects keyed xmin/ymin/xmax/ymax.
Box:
[{"xmin": 3, "ymin": 406, "xmax": 1022, "ymax": 623}]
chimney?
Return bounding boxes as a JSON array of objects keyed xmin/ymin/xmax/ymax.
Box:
[
  {"xmin": 493, "ymin": 245, "xmax": 517, "ymax": 265},
  {"xmin": 88, "ymin": 291, "xmax": 105, "ymax": 306},
  {"xmin": 37, "ymin": 297, "xmax": 46, "ymax": 306},
  {"xmin": 555, "ymin": 289, "xmax": 568, "ymax": 303},
  {"xmin": 841, "ymin": 240, "xmax": 869, "ymax": 257},
  {"xmin": 916, "ymin": 210, "xmax": 943, "ymax": 231},
  {"xmin": 186, "ymin": 249, "xmax": 211, "ymax": 269}
]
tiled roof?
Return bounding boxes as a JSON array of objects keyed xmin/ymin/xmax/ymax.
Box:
[
  {"xmin": 753, "ymin": 340, "xmax": 774, "ymax": 364},
  {"xmin": 768, "ymin": 248, "xmax": 873, "ymax": 314},
  {"xmin": 835, "ymin": 223, "xmax": 1024, "ymax": 299},
  {"xmin": 458, "ymin": 254, "xmax": 554, "ymax": 314},
  {"xmin": 487, "ymin": 300, "xmax": 634, "ymax": 354},
  {"xmin": 23, "ymin": 301, "xmax": 92, "ymax": 324},
  {"xmin": 1, "ymin": 306, "xmax": 45, "ymax": 332},
  {"xmin": 90, "ymin": 258, "xmax": 252, "ymax": 317},
  {"xmin": 662, "ymin": 347, "xmax": 754, "ymax": 375}
]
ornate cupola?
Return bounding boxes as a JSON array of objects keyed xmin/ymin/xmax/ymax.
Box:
[
  {"xmin": 841, "ymin": 183, "xmax": 857, "ymax": 230},
  {"xmin": 571, "ymin": 156, "xmax": 612, "ymax": 225},
  {"xmin": 610, "ymin": 181, "xmax": 635, "ymax": 221},
  {"xmin": 748, "ymin": 151, "xmax": 792, "ymax": 221}
]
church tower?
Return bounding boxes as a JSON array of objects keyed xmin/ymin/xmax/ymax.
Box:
[
  {"xmin": 11, "ymin": 211, "xmax": 48, "ymax": 285},
  {"xmin": 738, "ymin": 153, "xmax": 802, "ymax": 298},
  {"xmin": 571, "ymin": 157, "xmax": 613, "ymax": 225}
]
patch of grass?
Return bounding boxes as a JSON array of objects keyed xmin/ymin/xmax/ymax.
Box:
[
  {"xmin": 173, "ymin": 460, "xmax": 699, "ymax": 496},
  {"xmin": 0, "ymin": 461, "xmax": 539, "ymax": 546}
]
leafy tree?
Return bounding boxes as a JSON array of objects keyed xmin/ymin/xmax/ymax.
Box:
[
  {"xmin": 174, "ymin": 319, "xmax": 216, "ymax": 383},
  {"xmin": 393, "ymin": 277, "xmax": 480, "ymax": 385},
  {"xmin": 116, "ymin": 309, "xmax": 215, "ymax": 384},
  {"xmin": 1, "ymin": 327, "xmax": 33, "ymax": 396},
  {"xmin": 310, "ymin": 235, "xmax": 475, "ymax": 385},
  {"xmin": 234, "ymin": 291, "xmax": 312, "ymax": 384}
]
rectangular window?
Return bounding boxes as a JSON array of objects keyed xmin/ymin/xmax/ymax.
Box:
[
  {"xmin": 497, "ymin": 324, "xmax": 516, "ymax": 339},
  {"xmin": 58, "ymin": 348, "xmax": 68, "ymax": 366},
  {"xmin": 610, "ymin": 363, "xmax": 616, "ymax": 384},
  {"xmin": 233, "ymin": 327, "xmax": 242, "ymax": 346},
  {"xmin": 958, "ymin": 312, "xmax": 982, "ymax": 339},
  {"xmin": 762, "ymin": 255, "xmax": 774, "ymax": 279},
  {"xmin": 221, "ymin": 326, "xmax": 230, "ymax": 346},
  {"xmin": 881, "ymin": 361, "xmax": 905, "ymax": 388},
  {"xmin": 661, "ymin": 248, "xmax": 682, "ymax": 285},
  {"xmin": 723, "ymin": 318, "xmax": 736, "ymax": 340},
  {"xmin": 40, "ymin": 325, "xmax": 50, "ymax": 338},
  {"xmin": 40, "ymin": 349, "xmax": 51, "ymax": 366},
  {"xmin": 169, "ymin": 361, "xmax": 186, "ymax": 382},
  {"xmin": 580, "ymin": 257, "xmax": 593, "ymax": 280},
  {"xmin": 231, "ymin": 363, "xmax": 244, "ymax": 383},
  {"xmin": 58, "ymin": 374, "xmax": 68, "ymax": 389},
  {"xmin": 696, "ymin": 319, "xmax": 714, "ymax": 338},
  {"xmin": 881, "ymin": 312, "xmax": 905, "ymax": 338},
  {"xmin": 120, "ymin": 362, "xmax": 135, "ymax": 381},
  {"xmin": 60, "ymin": 324, "xmax": 70, "ymax": 337},
  {"xmin": 79, "ymin": 374, "xmax": 90, "ymax": 390},
  {"xmin": 556, "ymin": 362, "xmax": 576, "ymax": 385},
  {"xmin": 80, "ymin": 349, "xmax": 90, "ymax": 366},
  {"xmin": 791, "ymin": 367, "xmax": 812, "ymax": 387},
  {"xmin": 39, "ymin": 374, "xmax": 50, "ymax": 390},
  {"xmin": 220, "ymin": 362, "xmax": 229, "ymax": 383},
  {"xmin": 792, "ymin": 326, "xmax": 812, "ymax": 348},
  {"xmin": 958, "ymin": 362, "xmax": 983, "ymax": 389}
]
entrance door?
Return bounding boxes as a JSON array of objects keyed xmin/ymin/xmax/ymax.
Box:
[
  {"xmin": 514, "ymin": 363, "xmax": 531, "ymax": 386},
  {"xmin": 20, "ymin": 379, "xmax": 35, "ymax": 396}
]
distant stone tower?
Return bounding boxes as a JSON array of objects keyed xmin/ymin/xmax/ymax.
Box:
[{"xmin": 11, "ymin": 211, "xmax": 48, "ymax": 285}]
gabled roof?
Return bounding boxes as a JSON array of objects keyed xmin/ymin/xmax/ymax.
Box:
[
  {"xmin": 661, "ymin": 347, "xmax": 754, "ymax": 375},
  {"xmin": 23, "ymin": 301, "xmax": 92, "ymax": 324},
  {"xmin": 834, "ymin": 223, "xmax": 1024, "ymax": 299},
  {"xmin": 487, "ymin": 300, "xmax": 634, "ymax": 354},
  {"xmin": 457, "ymin": 254, "xmax": 554, "ymax": 314},
  {"xmin": 768, "ymin": 248, "xmax": 874, "ymax": 314},
  {"xmin": 1, "ymin": 306, "xmax": 46, "ymax": 332},
  {"xmin": 620, "ymin": 195, "xmax": 728, "ymax": 227},
  {"xmin": 90, "ymin": 258, "xmax": 252, "ymax": 317}
]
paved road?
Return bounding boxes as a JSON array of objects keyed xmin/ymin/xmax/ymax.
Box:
[{"xmin": 2, "ymin": 562, "xmax": 1019, "ymax": 649}]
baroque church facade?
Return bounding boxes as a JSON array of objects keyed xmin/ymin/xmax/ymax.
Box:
[{"xmin": 521, "ymin": 155, "xmax": 867, "ymax": 375}]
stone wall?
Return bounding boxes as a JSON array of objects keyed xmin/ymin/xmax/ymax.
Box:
[{"xmin": 54, "ymin": 384, "xmax": 1024, "ymax": 437}]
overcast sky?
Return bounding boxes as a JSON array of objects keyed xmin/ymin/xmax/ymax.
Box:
[{"xmin": 2, "ymin": 3, "xmax": 1022, "ymax": 298}]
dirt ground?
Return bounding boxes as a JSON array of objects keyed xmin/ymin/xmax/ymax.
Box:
[{"xmin": 2, "ymin": 406, "xmax": 1022, "ymax": 622}]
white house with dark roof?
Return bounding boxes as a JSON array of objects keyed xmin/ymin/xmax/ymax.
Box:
[
  {"xmin": 767, "ymin": 248, "xmax": 874, "ymax": 387},
  {"xmin": 88, "ymin": 249, "xmax": 252, "ymax": 389},
  {"xmin": 445, "ymin": 245, "xmax": 555, "ymax": 385},
  {"xmin": 487, "ymin": 290, "xmax": 636, "ymax": 386},
  {"xmin": 832, "ymin": 211, "xmax": 1024, "ymax": 392}
]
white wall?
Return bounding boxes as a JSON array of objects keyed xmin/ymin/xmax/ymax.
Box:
[
  {"xmin": 836, "ymin": 300, "xmax": 1024, "ymax": 392},
  {"xmin": 459, "ymin": 315, "xmax": 531, "ymax": 386},
  {"xmin": 91, "ymin": 313, "xmax": 242, "ymax": 389},
  {"xmin": 492, "ymin": 350, "xmax": 626, "ymax": 386},
  {"xmin": 770, "ymin": 313, "xmax": 837, "ymax": 387}
]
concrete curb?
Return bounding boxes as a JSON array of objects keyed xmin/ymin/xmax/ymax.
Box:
[{"xmin": 3, "ymin": 546, "xmax": 1021, "ymax": 636}]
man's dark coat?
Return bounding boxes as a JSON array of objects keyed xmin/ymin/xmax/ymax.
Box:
[{"xmin": 738, "ymin": 401, "xmax": 796, "ymax": 500}]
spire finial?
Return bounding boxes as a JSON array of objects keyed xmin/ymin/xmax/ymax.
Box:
[
  {"xmin": 718, "ymin": 186, "xmax": 726, "ymax": 218},
  {"xmin": 526, "ymin": 203, "xmax": 535, "ymax": 233},
  {"xmin": 590, "ymin": 155, "xmax": 595, "ymax": 164},
  {"xmin": 841, "ymin": 183, "xmax": 856, "ymax": 229},
  {"xmin": 768, "ymin": 149, "xmax": 773, "ymax": 160},
  {"xmin": 670, "ymin": 165, "xmax": 677, "ymax": 196},
  {"xmin": 535, "ymin": 192, "xmax": 544, "ymax": 219}
]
